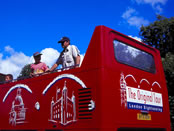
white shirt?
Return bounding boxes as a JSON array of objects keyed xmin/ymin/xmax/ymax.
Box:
[{"xmin": 56, "ymin": 45, "xmax": 80, "ymax": 68}]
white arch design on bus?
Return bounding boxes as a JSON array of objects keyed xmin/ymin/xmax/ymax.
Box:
[
  {"xmin": 125, "ymin": 74, "xmax": 137, "ymax": 83},
  {"xmin": 123, "ymin": 73, "xmax": 162, "ymax": 90},
  {"xmin": 140, "ymin": 79, "xmax": 150, "ymax": 85},
  {"xmin": 152, "ymin": 81, "xmax": 161, "ymax": 88},
  {"xmin": 3, "ymin": 84, "xmax": 32, "ymax": 102},
  {"xmin": 42, "ymin": 74, "xmax": 87, "ymax": 95}
]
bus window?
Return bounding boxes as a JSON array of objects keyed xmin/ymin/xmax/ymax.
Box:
[{"xmin": 113, "ymin": 40, "xmax": 156, "ymax": 73}]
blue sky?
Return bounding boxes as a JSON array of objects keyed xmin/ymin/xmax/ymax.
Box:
[{"xmin": 0, "ymin": 0, "xmax": 173, "ymax": 78}]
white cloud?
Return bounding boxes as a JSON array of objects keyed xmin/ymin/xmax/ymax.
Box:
[
  {"xmin": 0, "ymin": 46, "xmax": 60, "ymax": 79},
  {"xmin": 134, "ymin": 0, "xmax": 168, "ymax": 13},
  {"xmin": 122, "ymin": 8, "xmax": 136, "ymax": 19},
  {"xmin": 155, "ymin": 4, "xmax": 163, "ymax": 13},
  {"xmin": 5, "ymin": 46, "xmax": 15, "ymax": 54},
  {"xmin": 128, "ymin": 35, "xmax": 142, "ymax": 42},
  {"xmin": 0, "ymin": 53, "xmax": 3, "ymax": 60},
  {"xmin": 0, "ymin": 46, "xmax": 31, "ymax": 79},
  {"xmin": 0, "ymin": 60, "xmax": 21, "ymax": 77},
  {"xmin": 80, "ymin": 54, "xmax": 85, "ymax": 66},
  {"xmin": 40, "ymin": 48, "xmax": 60, "ymax": 68},
  {"xmin": 135, "ymin": 0, "xmax": 167, "ymax": 6},
  {"xmin": 0, "ymin": 46, "xmax": 85, "ymax": 79},
  {"xmin": 122, "ymin": 8, "xmax": 149, "ymax": 28},
  {"xmin": 128, "ymin": 16, "xmax": 149, "ymax": 28}
]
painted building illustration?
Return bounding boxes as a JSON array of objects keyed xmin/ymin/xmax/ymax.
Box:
[
  {"xmin": 120, "ymin": 73, "xmax": 127, "ymax": 108},
  {"xmin": 49, "ymin": 81, "xmax": 76, "ymax": 125},
  {"xmin": 9, "ymin": 88, "xmax": 27, "ymax": 126}
]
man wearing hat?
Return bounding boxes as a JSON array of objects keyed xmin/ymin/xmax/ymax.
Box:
[
  {"xmin": 30, "ymin": 52, "xmax": 49, "ymax": 76},
  {"xmin": 49, "ymin": 36, "xmax": 80, "ymax": 71}
]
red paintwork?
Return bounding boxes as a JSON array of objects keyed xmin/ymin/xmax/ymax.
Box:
[{"xmin": 0, "ymin": 25, "xmax": 171, "ymax": 131}]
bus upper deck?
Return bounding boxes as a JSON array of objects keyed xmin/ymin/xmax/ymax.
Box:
[{"xmin": 0, "ymin": 25, "xmax": 171, "ymax": 131}]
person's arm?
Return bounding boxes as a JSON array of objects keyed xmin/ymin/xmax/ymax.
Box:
[
  {"xmin": 71, "ymin": 45, "xmax": 80, "ymax": 67},
  {"xmin": 48, "ymin": 54, "xmax": 62, "ymax": 72},
  {"xmin": 75, "ymin": 55, "xmax": 80, "ymax": 67},
  {"xmin": 50, "ymin": 63, "xmax": 58, "ymax": 72}
]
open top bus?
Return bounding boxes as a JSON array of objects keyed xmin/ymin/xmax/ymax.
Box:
[{"xmin": 0, "ymin": 25, "xmax": 171, "ymax": 131}]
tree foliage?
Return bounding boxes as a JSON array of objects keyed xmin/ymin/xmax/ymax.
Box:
[
  {"xmin": 140, "ymin": 15, "xmax": 174, "ymax": 129},
  {"xmin": 140, "ymin": 15, "xmax": 174, "ymax": 57},
  {"xmin": 17, "ymin": 64, "xmax": 31, "ymax": 79},
  {"xmin": 162, "ymin": 52, "xmax": 174, "ymax": 128},
  {"xmin": 162, "ymin": 52, "xmax": 174, "ymax": 95},
  {"xmin": 139, "ymin": 15, "xmax": 174, "ymax": 91}
]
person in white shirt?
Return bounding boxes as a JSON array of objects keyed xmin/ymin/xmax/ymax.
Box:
[{"xmin": 49, "ymin": 36, "xmax": 80, "ymax": 71}]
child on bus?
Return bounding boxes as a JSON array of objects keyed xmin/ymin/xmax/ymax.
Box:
[{"xmin": 30, "ymin": 52, "xmax": 49, "ymax": 76}]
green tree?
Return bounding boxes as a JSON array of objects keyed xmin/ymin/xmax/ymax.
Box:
[
  {"xmin": 139, "ymin": 15, "xmax": 174, "ymax": 129},
  {"xmin": 162, "ymin": 52, "xmax": 174, "ymax": 94},
  {"xmin": 17, "ymin": 64, "xmax": 31, "ymax": 79},
  {"xmin": 162, "ymin": 52, "xmax": 174, "ymax": 129},
  {"xmin": 140, "ymin": 15, "xmax": 174, "ymax": 57}
]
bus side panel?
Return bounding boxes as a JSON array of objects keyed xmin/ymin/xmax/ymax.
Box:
[
  {"xmin": 0, "ymin": 68, "xmax": 101, "ymax": 131},
  {"xmin": 99, "ymin": 26, "xmax": 171, "ymax": 131}
]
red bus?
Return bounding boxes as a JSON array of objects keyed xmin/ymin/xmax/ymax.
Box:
[{"xmin": 0, "ymin": 25, "xmax": 171, "ymax": 131}]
